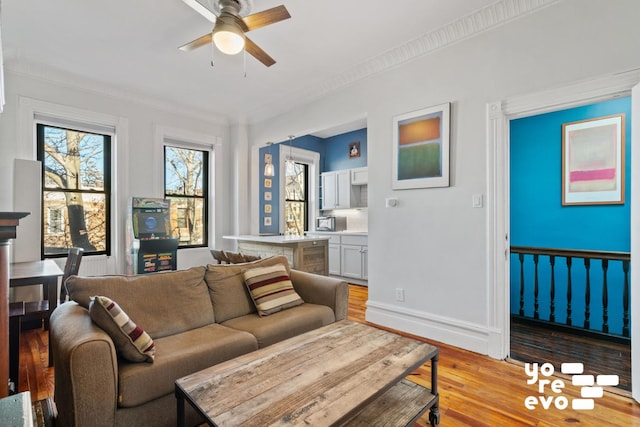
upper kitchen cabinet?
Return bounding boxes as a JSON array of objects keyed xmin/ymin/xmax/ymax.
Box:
[
  {"xmin": 322, "ymin": 169, "xmax": 366, "ymax": 210},
  {"xmin": 350, "ymin": 167, "xmax": 368, "ymax": 185}
]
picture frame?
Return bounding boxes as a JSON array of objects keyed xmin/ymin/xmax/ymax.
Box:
[
  {"xmin": 264, "ymin": 191, "xmax": 272, "ymax": 201},
  {"xmin": 264, "ymin": 204, "xmax": 272, "ymax": 214},
  {"xmin": 264, "ymin": 178, "xmax": 272, "ymax": 188},
  {"xmin": 349, "ymin": 141, "xmax": 361, "ymax": 158},
  {"xmin": 562, "ymin": 114, "xmax": 625, "ymax": 205},
  {"xmin": 392, "ymin": 102, "xmax": 450, "ymax": 190},
  {"xmin": 264, "ymin": 216, "xmax": 272, "ymax": 226}
]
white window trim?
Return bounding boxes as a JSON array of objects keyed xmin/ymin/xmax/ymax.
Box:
[
  {"xmin": 278, "ymin": 145, "xmax": 320, "ymax": 235},
  {"xmin": 154, "ymin": 125, "xmax": 222, "ymax": 249},
  {"xmin": 18, "ymin": 96, "xmax": 128, "ymax": 273}
]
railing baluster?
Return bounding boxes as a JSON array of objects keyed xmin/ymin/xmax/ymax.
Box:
[
  {"xmin": 510, "ymin": 246, "xmax": 629, "ymax": 338},
  {"xmin": 549, "ymin": 255, "xmax": 556, "ymax": 323},
  {"xmin": 566, "ymin": 256, "xmax": 572, "ymax": 327},
  {"xmin": 584, "ymin": 258, "xmax": 591, "ymax": 330},
  {"xmin": 533, "ymin": 254, "xmax": 539, "ymax": 320},
  {"xmin": 622, "ymin": 260, "xmax": 630, "ymax": 338},
  {"xmin": 519, "ymin": 253, "xmax": 525, "ymax": 316},
  {"xmin": 602, "ymin": 259, "xmax": 609, "ymax": 334}
]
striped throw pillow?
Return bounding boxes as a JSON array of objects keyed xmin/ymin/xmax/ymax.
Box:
[
  {"xmin": 243, "ymin": 264, "xmax": 303, "ymax": 316},
  {"xmin": 89, "ymin": 295, "xmax": 156, "ymax": 362}
]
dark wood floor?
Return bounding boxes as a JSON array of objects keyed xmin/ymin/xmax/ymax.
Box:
[
  {"xmin": 17, "ymin": 284, "xmax": 640, "ymax": 426},
  {"xmin": 510, "ymin": 317, "xmax": 631, "ymax": 392}
]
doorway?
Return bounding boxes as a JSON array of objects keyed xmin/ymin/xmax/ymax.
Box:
[
  {"xmin": 486, "ymin": 69, "xmax": 640, "ymax": 402},
  {"xmin": 508, "ymin": 98, "xmax": 632, "ymax": 391}
]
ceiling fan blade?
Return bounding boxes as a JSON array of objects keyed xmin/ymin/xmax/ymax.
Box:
[
  {"xmin": 242, "ymin": 5, "xmax": 291, "ymax": 32},
  {"xmin": 244, "ymin": 37, "xmax": 276, "ymax": 67},
  {"xmin": 181, "ymin": 0, "xmax": 217, "ymax": 23},
  {"xmin": 179, "ymin": 33, "xmax": 213, "ymax": 51}
]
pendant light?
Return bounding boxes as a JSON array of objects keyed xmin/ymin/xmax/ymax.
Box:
[{"xmin": 264, "ymin": 142, "xmax": 275, "ymax": 177}]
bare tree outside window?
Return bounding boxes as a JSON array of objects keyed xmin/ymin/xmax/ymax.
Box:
[
  {"xmin": 285, "ymin": 161, "xmax": 308, "ymax": 236},
  {"xmin": 37, "ymin": 124, "xmax": 111, "ymax": 256},
  {"xmin": 164, "ymin": 146, "xmax": 208, "ymax": 247}
]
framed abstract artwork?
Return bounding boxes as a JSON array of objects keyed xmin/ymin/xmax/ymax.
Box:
[
  {"xmin": 562, "ymin": 114, "xmax": 625, "ymax": 205},
  {"xmin": 392, "ymin": 102, "xmax": 450, "ymax": 190}
]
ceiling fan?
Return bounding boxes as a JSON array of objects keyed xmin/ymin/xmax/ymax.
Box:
[{"xmin": 179, "ymin": 0, "xmax": 291, "ymax": 67}]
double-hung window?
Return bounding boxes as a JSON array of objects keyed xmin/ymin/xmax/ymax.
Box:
[
  {"xmin": 164, "ymin": 145, "xmax": 208, "ymax": 247},
  {"xmin": 37, "ymin": 123, "xmax": 112, "ymax": 257},
  {"xmin": 285, "ymin": 161, "xmax": 308, "ymax": 236}
]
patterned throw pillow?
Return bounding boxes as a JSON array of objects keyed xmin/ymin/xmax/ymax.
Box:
[
  {"xmin": 243, "ymin": 264, "xmax": 304, "ymax": 316},
  {"xmin": 89, "ymin": 295, "xmax": 156, "ymax": 362}
]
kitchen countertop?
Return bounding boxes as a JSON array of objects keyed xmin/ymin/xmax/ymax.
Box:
[
  {"xmin": 223, "ymin": 234, "xmax": 331, "ymax": 244},
  {"xmin": 306, "ymin": 231, "xmax": 368, "ymax": 236}
]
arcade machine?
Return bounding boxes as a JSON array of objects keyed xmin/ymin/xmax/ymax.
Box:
[{"xmin": 126, "ymin": 197, "xmax": 179, "ymax": 274}]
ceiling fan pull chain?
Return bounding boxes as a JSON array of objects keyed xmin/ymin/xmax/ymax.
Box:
[
  {"xmin": 243, "ymin": 49, "xmax": 247, "ymax": 78},
  {"xmin": 210, "ymin": 35, "xmax": 215, "ymax": 67}
]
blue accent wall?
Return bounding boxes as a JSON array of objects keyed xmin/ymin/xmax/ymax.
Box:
[
  {"xmin": 509, "ymin": 97, "xmax": 631, "ymax": 335},
  {"xmin": 257, "ymin": 129, "xmax": 368, "ymax": 234},
  {"xmin": 323, "ymin": 128, "xmax": 368, "ymax": 172}
]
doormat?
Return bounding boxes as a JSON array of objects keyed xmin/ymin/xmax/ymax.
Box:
[{"xmin": 32, "ymin": 398, "xmax": 56, "ymax": 427}]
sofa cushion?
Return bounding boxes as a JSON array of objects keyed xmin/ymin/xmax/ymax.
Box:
[
  {"xmin": 67, "ymin": 266, "xmax": 214, "ymax": 338},
  {"xmin": 221, "ymin": 303, "xmax": 335, "ymax": 348},
  {"xmin": 117, "ymin": 324, "xmax": 258, "ymax": 407},
  {"xmin": 243, "ymin": 264, "xmax": 303, "ymax": 316},
  {"xmin": 204, "ymin": 255, "xmax": 291, "ymax": 323},
  {"xmin": 89, "ymin": 295, "xmax": 156, "ymax": 362}
]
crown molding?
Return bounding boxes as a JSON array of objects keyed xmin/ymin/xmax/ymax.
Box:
[
  {"xmin": 248, "ymin": 0, "xmax": 561, "ymax": 124},
  {"xmin": 5, "ymin": 59, "xmax": 229, "ymax": 126}
]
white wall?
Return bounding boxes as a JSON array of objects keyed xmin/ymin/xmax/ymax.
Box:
[
  {"xmin": 248, "ymin": 0, "xmax": 640, "ymax": 354},
  {"xmin": 0, "ymin": 67, "xmax": 234, "ymax": 272}
]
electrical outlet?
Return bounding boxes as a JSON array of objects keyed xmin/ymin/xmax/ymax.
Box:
[{"xmin": 395, "ymin": 288, "xmax": 405, "ymax": 302}]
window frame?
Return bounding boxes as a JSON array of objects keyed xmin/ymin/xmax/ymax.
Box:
[
  {"xmin": 36, "ymin": 122, "xmax": 113, "ymax": 258},
  {"xmin": 277, "ymin": 145, "xmax": 320, "ymax": 235},
  {"xmin": 163, "ymin": 144, "xmax": 209, "ymax": 249},
  {"xmin": 284, "ymin": 161, "xmax": 309, "ymax": 233}
]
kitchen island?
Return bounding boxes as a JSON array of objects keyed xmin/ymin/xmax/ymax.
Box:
[{"xmin": 223, "ymin": 235, "xmax": 329, "ymax": 275}]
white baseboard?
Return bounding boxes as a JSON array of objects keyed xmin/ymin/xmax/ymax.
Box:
[{"xmin": 365, "ymin": 299, "xmax": 492, "ymax": 356}]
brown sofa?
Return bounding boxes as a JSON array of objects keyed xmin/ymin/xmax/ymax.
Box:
[{"xmin": 50, "ymin": 255, "xmax": 348, "ymax": 427}]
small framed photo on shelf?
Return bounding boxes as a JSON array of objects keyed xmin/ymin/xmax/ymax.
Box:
[
  {"xmin": 264, "ymin": 204, "xmax": 272, "ymax": 214},
  {"xmin": 562, "ymin": 114, "xmax": 625, "ymax": 205},
  {"xmin": 264, "ymin": 216, "xmax": 272, "ymax": 226},
  {"xmin": 264, "ymin": 191, "xmax": 272, "ymax": 201},
  {"xmin": 264, "ymin": 178, "xmax": 272, "ymax": 188}
]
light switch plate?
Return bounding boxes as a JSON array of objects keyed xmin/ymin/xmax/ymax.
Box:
[{"xmin": 472, "ymin": 194, "xmax": 483, "ymax": 208}]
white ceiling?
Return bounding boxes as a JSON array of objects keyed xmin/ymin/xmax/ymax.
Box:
[{"xmin": 4, "ymin": 0, "xmax": 524, "ymax": 129}]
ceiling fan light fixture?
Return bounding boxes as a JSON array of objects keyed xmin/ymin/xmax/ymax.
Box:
[{"xmin": 213, "ymin": 17, "xmax": 246, "ymax": 55}]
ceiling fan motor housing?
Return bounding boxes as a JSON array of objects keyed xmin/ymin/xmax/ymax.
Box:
[{"xmin": 214, "ymin": 0, "xmax": 254, "ymax": 17}]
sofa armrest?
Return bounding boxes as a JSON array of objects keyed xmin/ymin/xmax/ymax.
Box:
[
  {"xmin": 50, "ymin": 302, "xmax": 119, "ymax": 427},
  {"xmin": 290, "ymin": 269, "xmax": 349, "ymax": 321}
]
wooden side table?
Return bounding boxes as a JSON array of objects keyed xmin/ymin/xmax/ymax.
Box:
[{"xmin": 9, "ymin": 302, "xmax": 25, "ymax": 394}]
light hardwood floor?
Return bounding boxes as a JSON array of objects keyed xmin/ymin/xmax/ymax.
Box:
[{"xmin": 18, "ymin": 284, "xmax": 640, "ymax": 426}]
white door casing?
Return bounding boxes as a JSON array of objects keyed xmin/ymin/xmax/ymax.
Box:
[{"xmin": 486, "ymin": 69, "xmax": 640, "ymax": 403}]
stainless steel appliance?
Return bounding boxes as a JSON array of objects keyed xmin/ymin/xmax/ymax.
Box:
[{"xmin": 316, "ymin": 216, "xmax": 347, "ymax": 231}]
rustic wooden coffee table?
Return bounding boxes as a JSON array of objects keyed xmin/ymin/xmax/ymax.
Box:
[{"xmin": 175, "ymin": 320, "xmax": 440, "ymax": 426}]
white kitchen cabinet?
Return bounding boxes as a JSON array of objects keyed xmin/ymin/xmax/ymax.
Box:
[
  {"xmin": 321, "ymin": 169, "xmax": 368, "ymax": 210},
  {"xmin": 351, "ymin": 167, "xmax": 368, "ymax": 185},
  {"xmin": 328, "ymin": 244, "xmax": 341, "ymax": 275},
  {"xmin": 322, "ymin": 170, "xmax": 352, "ymax": 209},
  {"xmin": 340, "ymin": 235, "xmax": 368, "ymax": 280},
  {"xmin": 306, "ymin": 233, "xmax": 367, "ymax": 281}
]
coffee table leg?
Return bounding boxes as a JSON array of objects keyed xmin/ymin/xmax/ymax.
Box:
[
  {"xmin": 429, "ymin": 353, "xmax": 440, "ymax": 426},
  {"xmin": 176, "ymin": 392, "xmax": 185, "ymax": 427}
]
